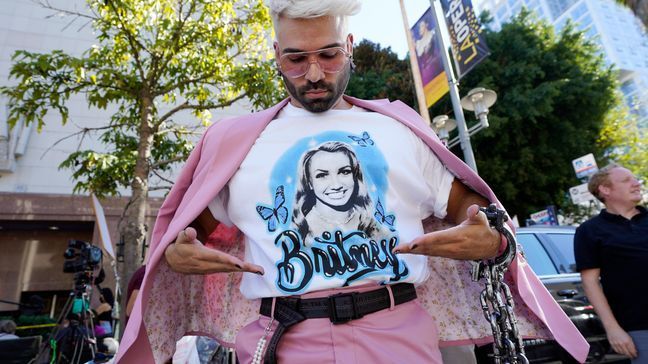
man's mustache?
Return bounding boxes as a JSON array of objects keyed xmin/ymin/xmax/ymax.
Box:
[{"xmin": 299, "ymin": 81, "xmax": 332, "ymax": 93}]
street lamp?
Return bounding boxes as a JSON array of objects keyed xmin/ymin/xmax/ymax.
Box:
[
  {"xmin": 432, "ymin": 87, "xmax": 498, "ymax": 150},
  {"xmin": 461, "ymin": 87, "xmax": 497, "ymax": 129},
  {"xmin": 432, "ymin": 115, "xmax": 457, "ymax": 146}
]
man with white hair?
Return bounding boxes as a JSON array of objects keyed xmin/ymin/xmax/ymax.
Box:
[
  {"xmin": 575, "ymin": 164, "xmax": 647, "ymax": 363},
  {"xmin": 116, "ymin": 1, "xmax": 588, "ymax": 363}
]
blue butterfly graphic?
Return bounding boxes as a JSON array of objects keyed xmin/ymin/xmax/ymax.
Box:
[
  {"xmin": 256, "ymin": 185, "xmax": 288, "ymax": 232},
  {"xmin": 348, "ymin": 131, "xmax": 374, "ymax": 147},
  {"xmin": 374, "ymin": 199, "xmax": 396, "ymax": 231}
]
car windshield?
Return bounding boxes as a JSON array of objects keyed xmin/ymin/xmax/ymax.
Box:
[{"xmin": 543, "ymin": 233, "xmax": 577, "ymax": 273}]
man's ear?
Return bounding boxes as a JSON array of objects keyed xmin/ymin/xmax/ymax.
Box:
[
  {"xmin": 273, "ymin": 41, "xmax": 282, "ymax": 73},
  {"xmin": 598, "ymin": 185, "xmax": 610, "ymax": 199},
  {"xmin": 346, "ymin": 34, "xmax": 356, "ymax": 72},
  {"xmin": 273, "ymin": 41, "xmax": 280, "ymax": 59},
  {"xmin": 346, "ymin": 34, "xmax": 354, "ymax": 53}
]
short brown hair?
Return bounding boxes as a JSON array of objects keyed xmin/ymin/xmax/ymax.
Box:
[{"xmin": 588, "ymin": 163, "xmax": 621, "ymax": 202}]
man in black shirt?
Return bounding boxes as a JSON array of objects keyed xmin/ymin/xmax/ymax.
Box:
[{"xmin": 575, "ymin": 163, "xmax": 648, "ymax": 363}]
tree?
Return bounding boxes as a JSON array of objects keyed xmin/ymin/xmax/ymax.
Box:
[
  {"xmin": 0, "ymin": 0, "xmax": 283, "ymax": 315},
  {"xmin": 597, "ymin": 106, "xmax": 648, "ymax": 185},
  {"xmin": 428, "ymin": 11, "xmax": 619, "ymax": 219},
  {"xmin": 346, "ymin": 39, "xmax": 417, "ymax": 108}
]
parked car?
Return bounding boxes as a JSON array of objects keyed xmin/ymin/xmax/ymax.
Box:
[{"xmin": 475, "ymin": 225, "xmax": 629, "ymax": 363}]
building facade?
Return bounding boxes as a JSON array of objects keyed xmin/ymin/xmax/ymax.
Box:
[
  {"xmin": 477, "ymin": 0, "xmax": 648, "ymax": 127},
  {"xmin": 0, "ymin": 0, "xmax": 251, "ymax": 314}
]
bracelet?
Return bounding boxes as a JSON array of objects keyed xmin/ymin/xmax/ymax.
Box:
[{"xmin": 478, "ymin": 204, "xmax": 516, "ymax": 267}]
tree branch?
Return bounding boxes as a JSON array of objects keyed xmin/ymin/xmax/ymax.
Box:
[
  {"xmin": 157, "ymin": 101, "xmax": 189, "ymax": 124},
  {"xmin": 105, "ymin": 0, "xmax": 149, "ymax": 85},
  {"xmin": 149, "ymin": 185, "xmax": 173, "ymax": 192},
  {"xmin": 150, "ymin": 155, "xmax": 186, "ymax": 169},
  {"xmin": 37, "ymin": 0, "xmax": 98, "ymax": 21},
  {"xmin": 156, "ymin": 93, "xmax": 248, "ymax": 124},
  {"xmin": 154, "ymin": 48, "xmax": 243, "ymax": 96},
  {"xmin": 149, "ymin": 0, "xmax": 197, "ymax": 86},
  {"xmin": 40, "ymin": 124, "xmax": 119, "ymax": 159},
  {"xmin": 151, "ymin": 168, "xmax": 175, "ymax": 185}
]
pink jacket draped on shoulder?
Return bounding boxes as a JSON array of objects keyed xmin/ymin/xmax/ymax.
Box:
[{"xmin": 116, "ymin": 96, "xmax": 589, "ymax": 363}]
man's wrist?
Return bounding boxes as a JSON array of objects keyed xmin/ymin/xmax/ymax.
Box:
[{"xmin": 601, "ymin": 319, "xmax": 623, "ymax": 332}]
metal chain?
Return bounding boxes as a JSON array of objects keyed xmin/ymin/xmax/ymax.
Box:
[{"xmin": 471, "ymin": 204, "xmax": 529, "ymax": 364}]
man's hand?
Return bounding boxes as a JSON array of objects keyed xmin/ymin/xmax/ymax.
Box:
[
  {"xmin": 607, "ymin": 326, "xmax": 638, "ymax": 358},
  {"xmin": 393, "ymin": 205, "xmax": 500, "ymax": 260},
  {"xmin": 164, "ymin": 227, "xmax": 264, "ymax": 275}
]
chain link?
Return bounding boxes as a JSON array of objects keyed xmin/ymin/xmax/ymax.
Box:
[{"xmin": 472, "ymin": 204, "xmax": 529, "ymax": 364}]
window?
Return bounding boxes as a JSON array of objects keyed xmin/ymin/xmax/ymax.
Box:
[
  {"xmin": 579, "ymin": 14, "xmax": 593, "ymax": 29},
  {"xmin": 517, "ymin": 234, "xmax": 558, "ymax": 275},
  {"xmin": 497, "ymin": 6, "xmax": 508, "ymax": 21},
  {"xmin": 544, "ymin": 233, "xmax": 577, "ymax": 273},
  {"xmin": 571, "ymin": 2, "xmax": 587, "ymax": 19},
  {"xmin": 546, "ymin": 0, "xmax": 576, "ymax": 19},
  {"xmin": 555, "ymin": 18, "xmax": 567, "ymax": 32}
]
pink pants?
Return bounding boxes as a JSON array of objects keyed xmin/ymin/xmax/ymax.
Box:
[{"xmin": 235, "ymin": 284, "xmax": 442, "ymax": 364}]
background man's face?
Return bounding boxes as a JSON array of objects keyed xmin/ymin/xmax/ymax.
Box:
[
  {"xmin": 274, "ymin": 16, "xmax": 353, "ymax": 112},
  {"xmin": 601, "ymin": 167, "xmax": 643, "ymax": 205}
]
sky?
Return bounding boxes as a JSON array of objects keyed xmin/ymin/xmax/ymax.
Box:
[{"xmin": 349, "ymin": 0, "xmax": 437, "ymax": 59}]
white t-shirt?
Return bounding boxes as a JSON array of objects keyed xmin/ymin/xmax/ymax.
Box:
[{"xmin": 209, "ymin": 103, "xmax": 455, "ymax": 299}]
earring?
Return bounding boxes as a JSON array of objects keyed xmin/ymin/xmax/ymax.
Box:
[{"xmin": 350, "ymin": 57, "xmax": 356, "ymax": 73}]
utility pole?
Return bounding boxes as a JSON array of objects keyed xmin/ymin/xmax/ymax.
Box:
[
  {"xmin": 399, "ymin": 0, "xmax": 432, "ymax": 125},
  {"xmin": 427, "ymin": 0, "xmax": 478, "ymax": 172}
]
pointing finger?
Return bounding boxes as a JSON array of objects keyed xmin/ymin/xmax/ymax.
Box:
[
  {"xmin": 199, "ymin": 247, "xmax": 265, "ymax": 275},
  {"xmin": 393, "ymin": 233, "xmax": 441, "ymax": 255}
]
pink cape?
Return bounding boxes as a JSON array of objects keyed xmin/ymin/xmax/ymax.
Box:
[{"xmin": 116, "ymin": 97, "xmax": 589, "ymax": 363}]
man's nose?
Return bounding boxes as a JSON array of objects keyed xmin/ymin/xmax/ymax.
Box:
[{"xmin": 304, "ymin": 61, "xmax": 325, "ymax": 83}]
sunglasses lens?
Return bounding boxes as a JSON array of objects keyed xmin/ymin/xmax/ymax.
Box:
[{"xmin": 280, "ymin": 48, "xmax": 348, "ymax": 78}]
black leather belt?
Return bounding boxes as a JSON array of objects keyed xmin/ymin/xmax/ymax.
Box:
[
  {"xmin": 260, "ymin": 282, "xmax": 417, "ymax": 323},
  {"xmin": 257, "ymin": 283, "xmax": 417, "ymax": 363}
]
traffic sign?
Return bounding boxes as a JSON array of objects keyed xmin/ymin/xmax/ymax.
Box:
[
  {"xmin": 572, "ymin": 153, "xmax": 598, "ymax": 179},
  {"xmin": 529, "ymin": 206, "xmax": 559, "ymax": 226},
  {"xmin": 569, "ymin": 183, "xmax": 596, "ymax": 205}
]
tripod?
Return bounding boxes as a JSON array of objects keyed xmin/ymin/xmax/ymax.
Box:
[{"xmin": 33, "ymin": 274, "xmax": 98, "ymax": 364}]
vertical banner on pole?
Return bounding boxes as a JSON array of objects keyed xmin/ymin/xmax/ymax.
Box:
[
  {"xmin": 411, "ymin": 8, "xmax": 449, "ymax": 107},
  {"xmin": 439, "ymin": 0, "xmax": 490, "ymax": 78}
]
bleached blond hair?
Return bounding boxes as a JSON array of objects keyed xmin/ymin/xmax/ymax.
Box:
[{"xmin": 266, "ymin": 0, "xmax": 361, "ymax": 34}]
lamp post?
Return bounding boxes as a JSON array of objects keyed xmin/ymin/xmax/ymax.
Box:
[
  {"xmin": 433, "ymin": 87, "xmax": 498, "ymax": 150},
  {"xmin": 426, "ymin": 0, "xmax": 499, "ymax": 173},
  {"xmin": 428, "ymin": 0, "xmax": 478, "ymax": 171}
]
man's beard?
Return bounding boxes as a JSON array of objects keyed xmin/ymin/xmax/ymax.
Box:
[{"xmin": 282, "ymin": 64, "xmax": 351, "ymax": 113}]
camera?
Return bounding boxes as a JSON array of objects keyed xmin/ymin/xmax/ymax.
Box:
[{"xmin": 63, "ymin": 240, "xmax": 103, "ymax": 273}]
